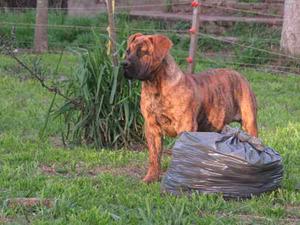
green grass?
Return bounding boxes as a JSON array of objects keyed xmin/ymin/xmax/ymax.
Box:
[{"xmin": 0, "ymin": 52, "xmax": 299, "ymax": 224}]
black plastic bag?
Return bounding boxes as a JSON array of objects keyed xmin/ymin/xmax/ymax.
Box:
[{"xmin": 161, "ymin": 127, "xmax": 283, "ymax": 198}]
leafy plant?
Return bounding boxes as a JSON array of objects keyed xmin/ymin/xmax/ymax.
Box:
[
  {"xmin": 1, "ymin": 32, "xmax": 144, "ymax": 149},
  {"xmin": 48, "ymin": 40, "xmax": 143, "ymax": 149}
]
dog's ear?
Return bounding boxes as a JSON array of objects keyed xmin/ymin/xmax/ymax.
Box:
[
  {"xmin": 128, "ymin": 33, "xmax": 143, "ymax": 46},
  {"xmin": 148, "ymin": 35, "xmax": 173, "ymax": 61}
]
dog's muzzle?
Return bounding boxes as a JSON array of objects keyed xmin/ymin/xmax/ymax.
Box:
[
  {"xmin": 121, "ymin": 59, "xmax": 153, "ymax": 81},
  {"xmin": 121, "ymin": 60, "xmax": 133, "ymax": 79}
]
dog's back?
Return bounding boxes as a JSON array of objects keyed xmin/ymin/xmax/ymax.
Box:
[{"xmin": 190, "ymin": 69, "xmax": 257, "ymax": 136}]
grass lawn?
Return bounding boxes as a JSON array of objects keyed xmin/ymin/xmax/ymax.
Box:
[{"xmin": 0, "ymin": 53, "xmax": 299, "ymax": 225}]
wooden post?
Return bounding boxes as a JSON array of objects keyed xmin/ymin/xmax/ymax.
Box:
[
  {"xmin": 106, "ymin": 0, "xmax": 118, "ymax": 67},
  {"xmin": 187, "ymin": 0, "xmax": 201, "ymax": 74},
  {"xmin": 280, "ymin": 0, "xmax": 300, "ymax": 57},
  {"xmin": 34, "ymin": 0, "xmax": 48, "ymax": 53}
]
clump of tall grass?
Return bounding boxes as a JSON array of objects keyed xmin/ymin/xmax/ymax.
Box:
[{"xmin": 47, "ymin": 39, "xmax": 143, "ymax": 149}]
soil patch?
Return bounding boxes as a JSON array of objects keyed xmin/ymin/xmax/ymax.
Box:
[{"xmin": 39, "ymin": 163, "xmax": 150, "ymax": 179}]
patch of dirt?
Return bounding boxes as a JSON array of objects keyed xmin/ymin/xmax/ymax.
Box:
[
  {"xmin": 39, "ymin": 163, "xmax": 151, "ymax": 179},
  {"xmin": 40, "ymin": 164, "xmax": 57, "ymax": 175},
  {"xmin": 88, "ymin": 164, "xmax": 148, "ymax": 179},
  {"xmin": 48, "ymin": 137, "xmax": 173, "ymax": 156},
  {"xmin": 6, "ymin": 198, "xmax": 53, "ymax": 208},
  {"xmin": 285, "ymin": 205, "xmax": 300, "ymax": 220},
  {"xmin": 40, "ymin": 162, "xmax": 86, "ymax": 177},
  {"xmin": 0, "ymin": 216, "xmax": 11, "ymax": 223},
  {"xmin": 49, "ymin": 136, "xmax": 65, "ymax": 148},
  {"xmin": 128, "ymin": 142, "xmax": 147, "ymax": 152}
]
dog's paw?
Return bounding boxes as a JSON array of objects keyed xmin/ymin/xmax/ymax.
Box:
[{"xmin": 142, "ymin": 174, "xmax": 160, "ymax": 183}]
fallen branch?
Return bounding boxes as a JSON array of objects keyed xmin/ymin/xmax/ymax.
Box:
[{"xmin": 0, "ymin": 34, "xmax": 82, "ymax": 108}]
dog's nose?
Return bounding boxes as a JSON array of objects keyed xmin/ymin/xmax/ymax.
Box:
[{"xmin": 121, "ymin": 60, "xmax": 130, "ymax": 68}]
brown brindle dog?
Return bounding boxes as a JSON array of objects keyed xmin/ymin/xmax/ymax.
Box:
[{"xmin": 123, "ymin": 33, "xmax": 258, "ymax": 183}]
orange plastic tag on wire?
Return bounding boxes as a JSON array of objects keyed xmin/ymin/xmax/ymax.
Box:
[
  {"xmin": 186, "ymin": 57, "xmax": 193, "ymax": 63},
  {"xmin": 189, "ymin": 28, "xmax": 196, "ymax": 34},
  {"xmin": 191, "ymin": 1, "xmax": 200, "ymax": 7}
]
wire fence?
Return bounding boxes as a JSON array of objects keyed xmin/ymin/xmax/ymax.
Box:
[
  {"xmin": 0, "ymin": 0, "xmax": 287, "ymax": 17},
  {"xmin": 0, "ymin": 1, "xmax": 299, "ymax": 76},
  {"xmin": 1, "ymin": 22, "xmax": 295, "ymax": 59}
]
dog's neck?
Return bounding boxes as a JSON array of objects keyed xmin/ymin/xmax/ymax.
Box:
[
  {"xmin": 142, "ymin": 54, "xmax": 184, "ymax": 94},
  {"xmin": 162, "ymin": 54, "xmax": 185, "ymax": 82}
]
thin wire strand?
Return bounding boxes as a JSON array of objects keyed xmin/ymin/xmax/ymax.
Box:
[
  {"xmin": 0, "ymin": 21, "xmax": 107, "ymax": 30},
  {"xmin": 2, "ymin": 21, "xmax": 298, "ymax": 61},
  {"xmin": 0, "ymin": 1, "xmax": 191, "ymax": 11},
  {"xmin": 8, "ymin": 39, "xmax": 299, "ymax": 73},
  {"xmin": 200, "ymin": 57, "xmax": 300, "ymax": 76},
  {"xmin": 1, "ymin": 21, "xmax": 283, "ymax": 42},
  {"xmin": 0, "ymin": 21, "xmax": 281, "ymax": 39},
  {"xmin": 12, "ymin": 40, "xmax": 281, "ymax": 61},
  {"xmin": 199, "ymin": 32, "xmax": 300, "ymax": 61},
  {"xmin": 201, "ymin": 2, "xmax": 283, "ymax": 18}
]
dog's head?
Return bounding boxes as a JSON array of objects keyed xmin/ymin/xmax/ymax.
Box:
[{"xmin": 122, "ymin": 33, "xmax": 173, "ymax": 81}]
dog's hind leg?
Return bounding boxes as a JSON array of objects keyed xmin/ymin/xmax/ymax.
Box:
[{"xmin": 240, "ymin": 89, "xmax": 258, "ymax": 137}]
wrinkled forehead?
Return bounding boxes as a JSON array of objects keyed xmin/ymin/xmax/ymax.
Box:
[{"xmin": 128, "ymin": 36, "xmax": 153, "ymax": 51}]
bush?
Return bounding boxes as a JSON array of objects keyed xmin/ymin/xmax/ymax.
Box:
[{"xmin": 48, "ymin": 39, "xmax": 144, "ymax": 149}]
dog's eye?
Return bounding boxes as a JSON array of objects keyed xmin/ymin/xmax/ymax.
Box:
[
  {"xmin": 141, "ymin": 50, "xmax": 149, "ymax": 56},
  {"xmin": 137, "ymin": 48, "xmax": 148, "ymax": 57},
  {"xmin": 136, "ymin": 48, "xmax": 142, "ymax": 57},
  {"xmin": 126, "ymin": 49, "xmax": 130, "ymax": 55}
]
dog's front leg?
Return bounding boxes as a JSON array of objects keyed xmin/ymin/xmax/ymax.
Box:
[{"xmin": 143, "ymin": 119, "xmax": 163, "ymax": 183}]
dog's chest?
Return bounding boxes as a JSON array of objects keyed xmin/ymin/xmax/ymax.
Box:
[{"xmin": 142, "ymin": 93, "xmax": 177, "ymax": 137}]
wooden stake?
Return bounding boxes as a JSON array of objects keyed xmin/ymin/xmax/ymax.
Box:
[
  {"xmin": 106, "ymin": 0, "xmax": 118, "ymax": 67},
  {"xmin": 187, "ymin": 0, "xmax": 201, "ymax": 74},
  {"xmin": 34, "ymin": 0, "xmax": 48, "ymax": 53}
]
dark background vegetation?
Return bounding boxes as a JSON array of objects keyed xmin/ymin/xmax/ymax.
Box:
[{"xmin": 0, "ymin": 0, "xmax": 67, "ymax": 8}]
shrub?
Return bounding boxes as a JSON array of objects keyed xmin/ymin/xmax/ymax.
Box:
[{"xmin": 48, "ymin": 39, "xmax": 144, "ymax": 149}]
